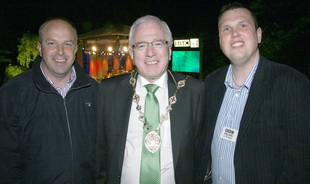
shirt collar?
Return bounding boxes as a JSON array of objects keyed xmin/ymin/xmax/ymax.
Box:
[
  {"xmin": 225, "ymin": 57, "xmax": 260, "ymax": 89},
  {"xmin": 40, "ymin": 63, "xmax": 76, "ymax": 88},
  {"xmin": 137, "ymin": 72, "xmax": 168, "ymax": 91}
]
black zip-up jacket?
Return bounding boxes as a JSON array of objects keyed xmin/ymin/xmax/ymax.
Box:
[{"xmin": 0, "ymin": 56, "xmax": 99, "ymax": 183}]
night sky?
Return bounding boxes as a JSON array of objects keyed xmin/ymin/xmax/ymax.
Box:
[
  {"xmin": 1, "ymin": 0, "xmax": 309, "ymax": 80},
  {"xmin": 1, "ymin": 0, "xmax": 251, "ymax": 53}
]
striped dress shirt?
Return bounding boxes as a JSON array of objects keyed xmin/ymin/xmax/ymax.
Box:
[{"xmin": 211, "ymin": 60, "xmax": 258, "ymax": 184}]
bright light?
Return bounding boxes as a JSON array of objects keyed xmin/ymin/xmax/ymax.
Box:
[
  {"xmin": 92, "ymin": 46, "xmax": 97, "ymax": 51},
  {"xmin": 108, "ymin": 46, "xmax": 113, "ymax": 52},
  {"xmin": 123, "ymin": 46, "xmax": 128, "ymax": 52}
]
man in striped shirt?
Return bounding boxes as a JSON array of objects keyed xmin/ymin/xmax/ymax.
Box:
[{"xmin": 197, "ymin": 2, "xmax": 310, "ymax": 184}]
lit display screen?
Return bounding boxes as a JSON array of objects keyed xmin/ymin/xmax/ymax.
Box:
[{"xmin": 172, "ymin": 50, "xmax": 200, "ymax": 73}]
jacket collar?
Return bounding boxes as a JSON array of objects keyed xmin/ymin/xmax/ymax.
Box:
[{"xmin": 32, "ymin": 56, "xmax": 91, "ymax": 92}]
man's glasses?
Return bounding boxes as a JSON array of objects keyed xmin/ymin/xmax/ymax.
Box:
[{"xmin": 132, "ymin": 40, "xmax": 168, "ymax": 51}]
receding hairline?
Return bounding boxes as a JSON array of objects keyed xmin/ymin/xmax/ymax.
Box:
[{"xmin": 38, "ymin": 18, "xmax": 78, "ymax": 43}]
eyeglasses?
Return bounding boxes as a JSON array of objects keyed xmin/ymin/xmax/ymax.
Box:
[{"xmin": 132, "ymin": 40, "xmax": 168, "ymax": 51}]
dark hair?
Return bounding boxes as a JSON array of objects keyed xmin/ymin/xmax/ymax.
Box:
[
  {"xmin": 38, "ymin": 17, "xmax": 77, "ymax": 43},
  {"xmin": 218, "ymin": 2, "xmax": 259, "ymax": 29}
]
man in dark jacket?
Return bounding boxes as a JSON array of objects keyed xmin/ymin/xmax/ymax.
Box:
[
  {"xmin": 196, "ymin": 2, "xmax": 310, "ymax": 184},
  {"xmin": 96, "ymin": 15, "xmax": 205, "ymax": 184},
  {"xmin": 0, "ymin": 18, "xmax": 98, "ymax": 183}
]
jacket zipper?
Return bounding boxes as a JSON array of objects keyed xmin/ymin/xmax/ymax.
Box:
[
  {"xmin": 63, "ymin": 84, "xmax": 91, "ymax": 183},
  {"xmin": 36, "ymin": 83, "xmax": 92, "ymax": 183},
  {"xmin": 64, "ymin": 99, "xmax": 74, "ymax": 184}
]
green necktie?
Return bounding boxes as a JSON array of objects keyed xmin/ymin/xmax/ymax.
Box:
[{"xmin": 140, "ymin": 84, "xmax": 160, "ymax": 184}]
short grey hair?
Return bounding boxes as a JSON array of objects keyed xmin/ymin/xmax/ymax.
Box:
[{"xmin": 129, "ymin": 15, "xmax": 173, "ymax": 47}]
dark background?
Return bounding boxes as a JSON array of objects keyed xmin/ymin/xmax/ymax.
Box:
[{"xmin": 1, "ymin": 0, "xmax": 309, "ymax": 84}]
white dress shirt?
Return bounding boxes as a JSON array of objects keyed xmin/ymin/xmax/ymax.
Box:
[{"xmin": 121, "ymin": 72, "xmax": 175, "ymax": 184}]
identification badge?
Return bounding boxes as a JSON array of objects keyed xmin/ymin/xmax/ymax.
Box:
[{"xmin": 220, "ymin": 126, "xmax": 238, "ymax": 142}]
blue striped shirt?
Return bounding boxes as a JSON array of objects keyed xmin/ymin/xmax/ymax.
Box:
[{"xmin": 211, "ymin": 60, "xmax": 258, "ymax": 184}]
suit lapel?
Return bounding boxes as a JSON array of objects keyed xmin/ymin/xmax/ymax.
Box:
[
  {"xmin": 206, "ymin": 76, "xmax": 227, "ymax": 145},
  {"xmin": 237, "ymin": 58, "xmax": 268, "ymax": 144},
  {"xmin": 114, "ymin": 75, "xmax": 134, "ymax": 169},
  {"xmin": 168, "ymin": 73, "xmax": 186, "ymax": 168}
]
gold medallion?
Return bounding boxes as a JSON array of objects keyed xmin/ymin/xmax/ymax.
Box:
[{"xmin": 144, "ymin": 131, "xmax": 161, "ymax": 153}]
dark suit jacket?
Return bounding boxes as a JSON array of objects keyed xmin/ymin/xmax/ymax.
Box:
[
  {"xmin": 96, "ymin": 71, "xmax": 205, "ymax": 184},
  {"xmin": 197, "ymin": 56, "xmax": 310, "ymax": 183}
]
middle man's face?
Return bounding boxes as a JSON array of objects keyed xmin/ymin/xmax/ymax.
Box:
[{"xmin": 129, "ymin": 20, "xmax": 171, "ymax": 83}]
